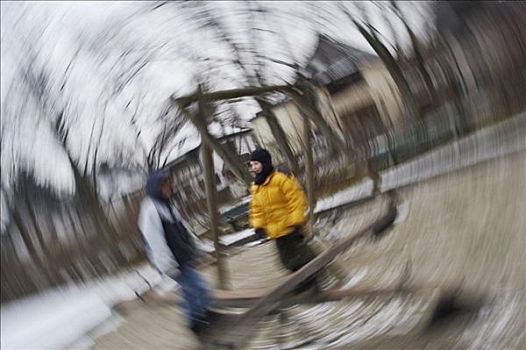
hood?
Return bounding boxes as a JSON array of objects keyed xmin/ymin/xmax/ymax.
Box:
[{"xmin": 146, "ymin": 170, "xmax": 170, "ymax": 201}]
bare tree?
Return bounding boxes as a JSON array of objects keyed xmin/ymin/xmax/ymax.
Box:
[
  {"xmin": 339, "ymin": 2, "xmax": 420, "ymax": 121},
  {"xmin": 387, "ymin": 1, "xmax": 439, "ymax": 108}
]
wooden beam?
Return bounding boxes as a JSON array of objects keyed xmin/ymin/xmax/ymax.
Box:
[
  {"xmin": 172, "ymin": 85, "xmax": 294, "ymax": 108},
  {"xmin": 126, "ymin": 277, "xmax": 458, "ymax": 311},
  {"xmin": 213, "ymin": 285, "xmax": 442, "ymax": 308},
  {"xmin": 195, "ymin": 286, "xmax": 449, "ymax": 349}
]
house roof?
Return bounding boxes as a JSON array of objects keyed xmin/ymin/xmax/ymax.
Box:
[
  {"xmin": 305, "ymin": 34, "xmax": 376, "ymax": 86},
  {"xmin": 252, "ymin": 34, "xmax": 378, "ymax": 111}
]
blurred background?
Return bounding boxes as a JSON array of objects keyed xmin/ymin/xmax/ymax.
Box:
[{"xmin": 1, "ymin": 1, "xmax": 525, "ymax": 349}]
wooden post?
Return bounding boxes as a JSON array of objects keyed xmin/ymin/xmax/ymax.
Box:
[
  {"xmin": 301, "ymin": 110, "xmax": 348, "ymax": 282},
  {"xmin": 197, "ymin": 92, "xmax": 230, "ymax": 290},
  {"xmin": 200, "ymin": 143, "xmax": 230, "ymax": 290},
  {"xmin": 294, "ymin": 80, "xmax": 349, "ymax": 282}
]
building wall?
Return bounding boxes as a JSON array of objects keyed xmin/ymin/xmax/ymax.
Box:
[
  {"xmin": 273, "ymin": 103, "xmax": 304, "ymax": 154},
  {"xmin": 331, "ymin": 81, "xmax": 372, "ymax": 115},
  {"xmin": 360, "ymin": 61, "xmax": 406, "ymax": 129}
]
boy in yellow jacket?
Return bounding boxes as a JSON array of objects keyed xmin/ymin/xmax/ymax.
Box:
[{"xmin": 248, "ymin": 149, "xmax": 318, "ymax": 291}]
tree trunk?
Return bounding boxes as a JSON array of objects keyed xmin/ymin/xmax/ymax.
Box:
[
  {"xmin": 347, "ymin": 14, "xmax": 420, "ymax": 121},
  {"xmin": 10, "ymin": 204, "xmax": 53, "ymax": 285},
  {"xmin": 24, "ymin": 194, "xmax": 50, "ymax": 260},
  {"xmin": 390, "ymin": 0, "xmax": 439, "ymax": 108},
  {"xmin": 302, "ymin": 117, "xmax": 315, "ymax": 236}
]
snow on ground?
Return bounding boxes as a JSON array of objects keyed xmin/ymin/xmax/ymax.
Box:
[
  {"xmin": 314, "ymin": 178, "xmax": 374, "ymax": 213},
  {"xmin": 0, "ymin": 264, "xmax": 166, "ymax": 350},
  {"xmin": 195, "ymin": 237, "xmax": 215, "ymax": 253},
  {"xmin": 1, "ymin": 290, "xmax": 110, "ymax": 350},
  {"xmin": 218, "ymin": 196, "xmax": 251, "ymax": 214},
  {"xmin": 195, "ymin": 229, "xmax": 257, "ymax": 254},
  {"xmin": 220, "ymin": 228, "xmax": 255, "ymax": 246}
]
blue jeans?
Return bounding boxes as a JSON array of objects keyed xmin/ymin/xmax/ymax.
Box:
[{"xmin": 175, "ymin": 266, "xmax": 212, "ymax": 326}]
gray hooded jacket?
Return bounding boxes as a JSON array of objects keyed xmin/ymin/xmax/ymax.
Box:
[{"xmin": 137, "ymin": 171, "xmax": 198, "ymax": 275}]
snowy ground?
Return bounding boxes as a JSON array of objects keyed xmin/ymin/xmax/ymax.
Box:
[
  {"xmin": 0, "ymin": 265, "xmax": 168, "ymax": 350},
  {"xmin": 1, "ymin": 112, "xmax": 524, "ymax": 350}
]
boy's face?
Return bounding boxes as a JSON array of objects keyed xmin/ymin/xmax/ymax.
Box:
[
  {"xmin": 249, "ymin": 160, "xmax": 263, "ymax": 175},
  {"xmin": 160, "ymin": 178, "xmax": 173, "ymax": 199}
]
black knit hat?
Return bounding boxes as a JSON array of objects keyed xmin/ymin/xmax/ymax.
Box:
[{"xmin": 250, "ymin": 148, "xmax": 272, "ymax": 166}]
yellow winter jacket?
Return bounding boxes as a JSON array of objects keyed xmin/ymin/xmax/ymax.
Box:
[{"xmin": 249, "ymin": 171, "xmax": 307, "ymax": 239}]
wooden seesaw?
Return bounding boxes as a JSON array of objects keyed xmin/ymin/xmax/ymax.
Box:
[{"xmin": 192, "ymin": 204, "xmax": 474, "ymax": 350}]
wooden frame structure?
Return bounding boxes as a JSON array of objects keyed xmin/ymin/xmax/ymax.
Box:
[{"xmin": 171, "ymin": 81, "xmax": 341, "ymax": 289}]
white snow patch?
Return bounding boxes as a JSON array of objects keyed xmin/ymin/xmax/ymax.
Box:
[
  {"xmin": 220, "ymin": 228, "xmax": 255, "ymax": 246},
  {"xmin": 314, "ymin": 178, "xmax": 374, "ymax": 213},
  {"xmin": 0, "ymin": 264, "xmax": 164, "ymax": 350},
  {"xmin": 218, "ymin": 196, "xmax": 251, "ymax": 215}
]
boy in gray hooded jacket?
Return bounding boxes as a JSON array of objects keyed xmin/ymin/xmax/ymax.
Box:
[{"xmin": 138, "ymin": 170, "xmax": 213, "ymax": 335}]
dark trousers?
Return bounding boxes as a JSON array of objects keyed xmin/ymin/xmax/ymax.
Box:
[{"xmin": 275, "ymin": 228, "xmax": 318, "ymax": 292}]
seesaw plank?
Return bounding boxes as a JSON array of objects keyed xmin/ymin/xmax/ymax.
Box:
[{"xmin": 213, "ymin": 285, "xmax": 441, "ymax": 308}]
